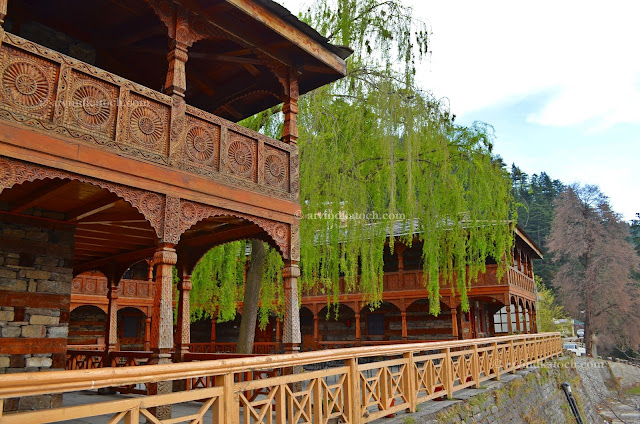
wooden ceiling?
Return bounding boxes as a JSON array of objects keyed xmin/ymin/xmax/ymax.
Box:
[
  {"xmin": 6, "ymin": 0, "xmax": 349, "ymax": 122},
  {"xmin": 0, "ymin": 179, "xmax": 270, "ymax": 275}
]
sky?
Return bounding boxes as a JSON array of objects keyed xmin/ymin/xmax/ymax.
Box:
[{"xmin": 280, "ymin": 0, "xmax": 639, "ymax": 222}]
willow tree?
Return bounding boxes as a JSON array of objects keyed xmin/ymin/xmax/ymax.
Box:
[
  {"xmin": 296, "ymin": 0, "xmax": 515, "ymax": 315},
  {"xmin": 189, "ymin": 0, "xmax": 516, "ymax": 349}
]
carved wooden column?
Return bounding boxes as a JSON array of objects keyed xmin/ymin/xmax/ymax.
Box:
[
  {"xmin": 147, "ymin": 259, "xmax": 154, "ymax": 282},
  {"xmin": 105, "ymin": 278, "xmax": 120, "ymax": 355},
  {"xmin": 148, "ymin": 243, "xmax": 177, "ymax": 419},
  {"xmin": 282, "ymin": 68, "xmax": 299, "ymax": 144},
  {"xmin": 355, "ymin": 313, "xmax": 362, "ymax": 343},
  {"xmin": 0, "ymin": 0, "xmax": 7, "ymax": 48},
  {"xmin": 175, "ymin": 273, "xmax": 192, "ymax": 361},
  {"xmin": 282, "ymin": 261, "xmax": 301, "ymax": 353},
  {"xmin": 144, "ymin": 317, "xmax": 151, "ymax": 351},
  {"xmin": 210, "ymin": 316, "xmax": 216, "ymax": 344},
  {"xmin": 150, "ymin": 244, "xmax": 177, "ymax": 357},
  {"xmin": 506, "ymin": 304, "xmax": 513, "ymax": 334}
]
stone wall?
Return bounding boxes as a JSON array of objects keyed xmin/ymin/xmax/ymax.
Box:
[{"xmin": 0, "ymin": 214, "xmax": 75, "ymax": 411}]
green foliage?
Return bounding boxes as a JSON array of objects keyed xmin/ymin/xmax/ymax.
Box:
[
  {"xmin": 295, "ymin": 1, "xmax": 515, "ymax": 315},
  {"xmin": 535, "ymin": 276, "xmax": 566, "ymax": 332},
  {"xmin": 258, "ymin": 246, "xmax": 284, "ymax": 329},
  {"xmin": 190, "ymin": 241, "xmax": 246, "ymax": 323},
  {"xmin": 189, "ymin": 241, "xmax": 284, "ymax": 327}
]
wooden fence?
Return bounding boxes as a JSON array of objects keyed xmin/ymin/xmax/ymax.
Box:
[{"xmin": 0, "ymin": 333, "xmax": 562, "ymax": 424}]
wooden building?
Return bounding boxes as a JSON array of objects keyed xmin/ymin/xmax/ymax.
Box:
[
  {"xmin": 65, "ymin": 225, "xmax": 542, "ymax": 354},
  {"xmin": 0, "ymin": 0, "xmax": 349, "ymax": 412}
]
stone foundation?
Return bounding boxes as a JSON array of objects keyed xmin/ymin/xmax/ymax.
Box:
[{"xmin": 0, "ymin": 214, "xmax": 75, "ymax": 411}]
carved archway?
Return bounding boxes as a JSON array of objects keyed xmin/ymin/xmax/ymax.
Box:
[{"xmin": 0, "ymin": 156, "xmax": 165, "ymax": 239}]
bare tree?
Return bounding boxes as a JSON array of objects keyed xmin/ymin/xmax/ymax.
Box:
[
  {"xmin": 236, "ymin": 240, "xmax": 266, "ymax": 355},
  {"xmin": 548, "ymin": 184, "xmax": 640, "ymax": 355}
]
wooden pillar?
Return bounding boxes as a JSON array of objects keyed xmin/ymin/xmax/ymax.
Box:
[
  {"xmin": 515, "ymin": 303, "xmax": 521, "ymax": 333},
  {"xmin": 451, "ymin": 308, "xmax": 458, "ymax": 340},
  {"xmin": 210, "ymin": 316, "xmax": 216, "ymax": 343},
  {"xmin": 282, "ymin": 261, "xmax": 301, "ymax": 353},
  {"xmin": 532, "ymin": 309, "xmax": 538, "ymax": 333},
  {"xmin": 148, "ymin": 243, "xmax": 177, "ymax": 420},
  {"xmin": 105, "ymin": 277, "xmax": 120, "ymax": 355},
  {"xmin": 144, "ymin": 317, "xmax": 151, "ymax": 351},
  {"xmin": 401, "ymin": 311, "xmax": 408, "ymax": 342},
  {"xmin": 282, "ymin": 68, "xmax": 299, "ymax": 144},
  {"xmin": 175, "ymin": 273, "xmax": 192, "ymax": 361},
  {"xmin": 313, "ymin": 312, "xmax": 319, "ymax": 348},
  {"xmin": 355, "ymin": 313, "xmax": 362, "ymax": 342},
  {"xmin": 506, "ymin": 304, "xmax": 513, "ymax": 334},
  {"xmin": 150, "ymin": 244, "xmax": 177, "ymax": 356},
  {"xmin": 147, "ymin": 259, "xmax": 154, "ymax": 282}
]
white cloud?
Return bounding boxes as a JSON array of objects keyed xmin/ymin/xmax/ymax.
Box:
[{"xmin": 411, "ymin": 0, "xmax": 640, "ymax": 129}]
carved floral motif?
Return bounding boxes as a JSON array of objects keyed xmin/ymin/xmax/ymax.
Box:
[
  {"xmin": 0, "ymin": 45, "xmax": 59, "ymax": 120},
  {"xmin": 264, "ymin": 146, "xmax": 289, "ymax": 190},
  {"xmin": 185, "ymin": 124, "xmax": 218, "ymax": 166},
  {"xmin": 227, "ymin": 134, "xmax": 256, "ymax": 179},
  {"xmin": 69, "ymin": 75, "xmax": 118, "ymax": 138},
  {"xmin": 126, "ymin": 93, "xmax": 170, "ymax": 155}
]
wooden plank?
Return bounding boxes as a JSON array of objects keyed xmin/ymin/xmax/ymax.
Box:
[
  {"xmin": 10, "ymin": 180, "xmax": 74, "ymax": 213},
  {"xmin": 0, "ymin": 290, "xmax": 69, "ymax": 309},
  {"xmin": 0, "ymin": 338, "xmax": 67, "ymax": 354}
]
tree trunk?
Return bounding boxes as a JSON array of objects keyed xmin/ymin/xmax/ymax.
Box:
[{"xmin": 236, "ymin": 240, "xmax": 266, "ymax": 354}]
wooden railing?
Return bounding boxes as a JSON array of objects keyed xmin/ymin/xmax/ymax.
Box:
[
  {"xmin": 2, "ymin": 333, "xmax": 562, "ymax": 424},
  {"xmin": 0, "ymin": 32, "xmax": 297, "ymax": 201},
  {"xmin": 188, "ymin": 342, "xmax": 279, "ymax": 354},
  {"xmin": 72, "ymin": 276, "xmax": 154, "ymax": 298},
  {"xmin": 317, "ymin": 339, "xmax": 441, "ymax": 349},
  {"xmin": 303, "ymin": 264, "xmax": 536, "ymax": 298}
]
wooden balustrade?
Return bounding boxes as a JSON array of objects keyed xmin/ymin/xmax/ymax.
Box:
[
  {"xmin": 0, "ymin": 32, "xmax": 297, "ymax": 202},
  {"xmin": 3, "ymin": 333, "xmax": 562, "ymax": 424},
  {"xmin": 303, "ymin": 264, "xmax": 536, "ymax": 299},
  {"xmin": 187, "ymin": 342, "xmax": 279, "ymax": 354}
]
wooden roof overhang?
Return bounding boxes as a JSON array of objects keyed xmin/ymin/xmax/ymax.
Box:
[{"xmin": 4, "ymin": 0, "xmax": 351, "ymax": 122}]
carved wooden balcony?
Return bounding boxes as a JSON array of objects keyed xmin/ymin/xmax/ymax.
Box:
[{"xmin": 0, "ymin": 32, "xmax": 298, "ymax": 202}]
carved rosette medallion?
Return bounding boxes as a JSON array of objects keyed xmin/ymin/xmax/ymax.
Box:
[
  {"xmin": 186, "ymin": 125, "xmax": 218, "ymax": 165},
  {"xmin": 1, "ymin": 60, "xmax": 49, "ymax": 108},
  {"xmin": 228, "ymin": 139, "xmax": 254, "ymax": 176},
  {"xmin": 129, "ymin": 105, "xmax": 166, "ymax": 150},
  {"xmin": 70, "ymin": 80, "xmax": 117, "ymax": 136},
  {"xmin": 139, "ymin": 192, "xmax": 164, "ymax": 221},
  {"xmin": 0, "ymin": 157, "xmax": 16, "ymax": 191},
  {"xmin": 264, "ymin": 148, "xmax": 288, "ymax": 190}
]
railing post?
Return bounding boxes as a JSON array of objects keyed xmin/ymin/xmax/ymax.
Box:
[
  {"xmin": 403, "ymin": 351, "xmax": 417, "ymax": 412},
  {"xmin": 509, "ymin": 339, "xmax": 516, "ymax": 373},
  {"xmin": 444, "ymin": 347, "xmax": 454, "ymax": 400},
  {"xmin": 214, "ymin": 373, "xmax": 238, "ymax": 424},
  {"xmin": 344, "ymin": 357, "xmax": 361, "ymax": 424},
  {"xmin": 472, "ymin": 344, "xmax": 481, "ymax": 388},
  {"xmin": 493, "ymin": 342, "xmax": 500, "ymax": 381},
  {"xmin": 380, "ymin": 361, "xmax": 390, "ymax": 411}
]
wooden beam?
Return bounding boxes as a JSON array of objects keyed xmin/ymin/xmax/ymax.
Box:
[
  {"xmin": 0, "ymin": 338, "xmax": 67, "ymax": 355},
  {"xmin": 77, "ymin": 223, "xmax": 156, "ymax": 239},
  {"xmin": 75, "ymin": 247, "xmax": 157, "ymax": 275},
  {"xmin": 10, "ymin": 180, "xmax": 74, "ymax": 213},
  {"xmin": 66, "ymin": 193, "xmax": 122, "ymax": 222}
]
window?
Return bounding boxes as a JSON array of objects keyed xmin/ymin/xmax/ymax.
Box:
[{"xmin": 493, "ymin": 307, "xmax": 510, "ymax": 333}]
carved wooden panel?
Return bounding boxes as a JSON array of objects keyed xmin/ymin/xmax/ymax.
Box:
[
  {"xmin": 226, "ymin": 131, "xmax": 257, "ymax": 182},
  {"xmin": 183, "ymin": 114, "xmax": 220, "ymax": 172},
  {"xmin": 0, "ymin": 44, "xmax": 59, "ymax": 121},
  {"xmin": 65, "ymin": 72, "xmax": 119, "ymax": 139},
  {"xmin": 263, "ymin": 145, "xmax": 289, "ymax": 191},
  {"xmin": 124, "ymin": 93, "xmax": 170, "ymax": 156}
]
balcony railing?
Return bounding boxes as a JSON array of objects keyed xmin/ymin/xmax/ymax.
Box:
[
  {"xmin": 0, "ymin": 333, "xmax": 562, "ymax": 423},
  {"xmin": 0, "ymin": 33, "xmax": 297, "ymax": 201},
  {"xmin": 72, "ymin": 275, "xmax": 154, "ymax": 298},
  {"xmin": 303, "ymin": 264, "xmax": 536, "ymax": 297}
]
